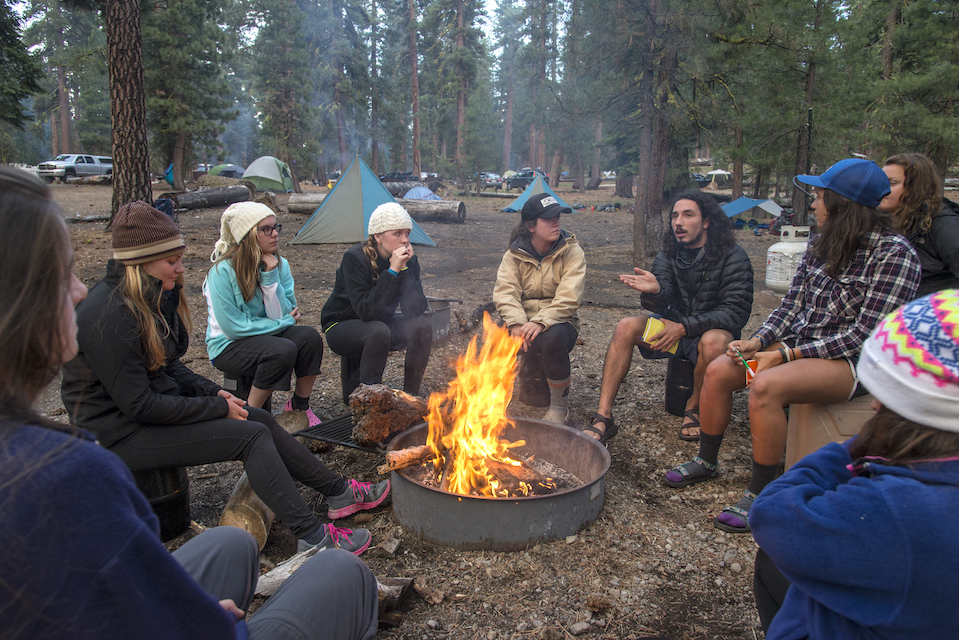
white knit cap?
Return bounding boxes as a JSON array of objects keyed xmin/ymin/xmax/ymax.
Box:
[
  {"xmin": 857, "ymin": 289, "xmax": 959, "ymax": 432},
  {"xmin": 368, "ymin": 202, "xmax": 413, "ymax": 236},
  {"xmin": 211, "ymin": 201, "xmax": 275, "ymax": 261}
]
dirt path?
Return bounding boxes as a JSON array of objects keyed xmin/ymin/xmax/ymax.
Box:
[{"xmin": 47, "ymin": 181, "xmax": 780, "ymax": 640}]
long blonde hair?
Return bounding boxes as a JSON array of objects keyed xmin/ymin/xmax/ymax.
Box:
[
  {"xmin": 121, "ymin": 263, "xmax": 193, "ymax": 371},
  {"xmin": 362, "ymin": 236, "xmax": 384, "ymax": 282},
  {"xmin": 213, "ymin": 227, "xmax": 276, "ymax": 301}
]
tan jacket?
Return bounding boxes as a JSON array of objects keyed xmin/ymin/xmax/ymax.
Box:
[{"xmin": 494, "ymin": 231, "xmax": 586, "ymax": 331}]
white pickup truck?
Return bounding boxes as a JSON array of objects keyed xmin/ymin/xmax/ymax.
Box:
[{"xmin": 38, "ymin": 154, "xmax": 113, "ymax": 183}]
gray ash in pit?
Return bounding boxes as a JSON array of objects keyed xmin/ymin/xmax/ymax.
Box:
[{"xmin": 402, "ymin": 453, "xmax": 583, "ymax": 497}]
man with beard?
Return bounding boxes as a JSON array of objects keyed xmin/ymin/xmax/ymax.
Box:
[{"xmin": 583, "ymin": 190, "xmax": 753, "ymax": 444}]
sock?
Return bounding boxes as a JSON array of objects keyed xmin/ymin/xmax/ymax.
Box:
[
  {"xmin": 747, "ymin": 460, "xmax": 780, "ymax": 496},
  {"xmin": 300, "ymin": 523, "xmax": 328, "ymax": 546},
  {"xmin": 546, "ymin": 376, "xmax": 570, "ymax": 416},
  {"xmin": 697, "ymin": 431, "xmax": 724, "ymax": 467},
  {"xmin": 291, "ymin": 393, "xmax": 311, "ymax": 410}
]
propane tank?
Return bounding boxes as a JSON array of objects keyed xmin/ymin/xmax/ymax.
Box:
[{"xmin": 766, "ymin": 226, "xmax": 810, "ymax": 293}]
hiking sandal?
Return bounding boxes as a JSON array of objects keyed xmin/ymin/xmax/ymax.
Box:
[
  {"xmin": 663, "ymin": 456, "xmax": 719, "ymax": 488},
  {"xmin": 714, "ymin": 490, "xmax": 756, "ymax": 533},
  {"xmin": 582, "ymin": 412, "xmax": 619, "ymax": 445},
  {"xmin": 679, "ymin": 408, "xmax": 701, "ymax": 441}
]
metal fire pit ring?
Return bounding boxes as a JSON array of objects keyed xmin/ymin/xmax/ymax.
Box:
[{"xmin": 387, "ymin": 418, "xmax": 611, "ymax": 551}]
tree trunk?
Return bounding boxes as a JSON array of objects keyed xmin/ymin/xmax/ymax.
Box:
[
  {"xmin": 58, "ymin": 65, "xmax": 71, "ymax": 154},
  {"xmin": 454, "ymin": 0, "xmax": 465, "ymax": 167},
  {"xmin": 105, "ymin": 0, "xmax": 153, "ymax": 220},
  {"xmin": 732, "ymin": 124, "xmax": 743, "ymax": 200},
  {"xmin": 615, "ymin": 173, "xmax": 633, "ymax": 198},
  {"xmin": 51, "ymin": 110, "xmax": 59, "ymax": 157},
  {"xmin": 752, "ymin": 169, "xmax": 766, "ymax": 200},
  {"xmin": 410, "ymin": 0, "xmax": 421, "ymax": 178},
  {"xmin": 370, "ymin": 0, "xmax": 379, "ymax": 176},
  {"xmin": 502, "ymin": 75, "xmax": 513, "ymax": 171},
  {"xmin": 550, "ymin": 150, "xmax": 562, "ymax": 188},
  {"xmin": 881, "ymin": 2, "xmax": 899, "ymax": 80},
  {"xmin": 633, "ymin": 60, "xmax": 655, "ymax": 268},
  {"xmin": 592, "ymin": 116, "xmax": 603, "ymax": 180},
  {"xmin": 791, "ymin": 1, "xmax": 821, "ymax": 225},
  {"xmin": 172, "ymin": 130, "xmax": 187, "ymax": 191}
]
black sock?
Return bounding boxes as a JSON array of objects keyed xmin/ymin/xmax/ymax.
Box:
[
  {"xmin": 697, "ymin": 432, "xmax": 724, "ymax": 467},
  {"xmin": 748, "ymin": 460, "xmax": 780, "ymax": 496},
  {"xmin": 291, "ymin": 393, "xmax": 311, "ymax": 410}
]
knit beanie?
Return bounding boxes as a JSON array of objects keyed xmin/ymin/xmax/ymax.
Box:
[
  {"xmin": 368, "ymin": 202, "xmax": 413, "ymax": 236},
  {"xmin": 858, "ymin": 289, "xmax": 959, "ymax": 432},
  {"xmin": 211, "ymin": 201, "xmax": 274, "ymax": 261},
  {"xmin": 112, "ymin": 201, "xmax": 184, "ymax": 265}
]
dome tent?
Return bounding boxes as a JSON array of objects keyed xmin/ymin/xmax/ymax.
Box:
[
  {"xmin": 242, "ymin": 156, "xmax": 294, "ymax": 192},
  {"xmin": 290, "ymin": 156, "xmax": 435, "ymax": 246}
]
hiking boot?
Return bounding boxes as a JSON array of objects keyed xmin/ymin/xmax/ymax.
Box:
[
  {"xmin": 283, "ymin": 397, "xmax": 321, "ymax": 428},
  {"xmin": 297, "ymin": 523, "xmax": 371, "ymax": 555},
  {"xmin": 327, "ymin": 478, "xmax": 391, "ymax": 520}
]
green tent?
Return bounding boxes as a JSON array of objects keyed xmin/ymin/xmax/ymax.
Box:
[
  {"xmin": 290, "ymin": 156, "xmax": 435, "ymax": 246},
  {"xmin": 242, "ymin": 156, "xmax": 294, "ymax": 192}
]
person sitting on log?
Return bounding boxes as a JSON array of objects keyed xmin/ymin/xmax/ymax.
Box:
[
  {"xmin": 321, "ymin": 202, "xmax": 433, "ymax": 404},
  {"xmin": 60, "ymin": 200, "xmax": 388, "ymax": 553},
  {"xmin": 204, "ymin": 201, "xmax": 323, "ymax": 425},
  {"xmin": 3, "ymin": 168, "xmax": 380, "ymax": 640},
  {"xmin": 751, "ymin": 289, "xmax": 959, "ymax": 639},
  {"xmin": 664, "ymin": 158, "xmax": 922, "ymax": 534},
  {"xmin": 878, "ymin": 152, "xmax": 959, "ymax": 296},
  {"xmin": 493, "ymin": 193, "xmax": 586, "ymax": 425}
]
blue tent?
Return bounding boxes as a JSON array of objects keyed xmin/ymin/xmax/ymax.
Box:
[
  {"xmin": 721, "ymin": 196, "xmax": 783, "ymax": 218},
  {"xmin": 503, "ymin": 175, "xmax": 572, "ymax": 212},
  {"xmin": 290, "ymin": 156, "xmax": 436, "ymax": 246},
  {"xmin": 403, "ymin": 186, "xmax": 441, "ymax": 200}
]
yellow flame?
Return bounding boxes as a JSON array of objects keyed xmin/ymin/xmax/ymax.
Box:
[{"xmin": 426, "ymin": 314, "xmax": 528, "ymax": 496}]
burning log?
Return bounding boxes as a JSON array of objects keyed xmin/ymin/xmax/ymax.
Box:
[
  {"xmin": 218, "ymin": 411, "xmax": 307, "ymax": 549},
  {"xmin": 349, "ymin": 384, "xmax": 427, "ymax": 445},
  {"xmin": 484, "ymin": 458, "xmax": 553, "ymax": 495},
  {"xmin": 377, "ymin": 444, "xmax": 434, "ymax": 474}
]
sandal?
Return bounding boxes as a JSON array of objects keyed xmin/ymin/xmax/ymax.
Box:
[
  {"xmin": 663, "ymin": 456, "xmax": 719, "ymax": 488},
  {"xmin": 679, "ymin": 408, "xmax": 701, "ymax": 441},
  {"xmin": 582, "ymin": 412, "xmax": 619, "ymax": 445},
  {"xmin": 714, "ymin": 490, "xmax": 756, "ymax": 533}
]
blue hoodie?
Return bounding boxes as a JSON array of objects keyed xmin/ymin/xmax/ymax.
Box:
[{"xmin": 751, "ymin": 440, "xmax": 959, "ymax": 640}]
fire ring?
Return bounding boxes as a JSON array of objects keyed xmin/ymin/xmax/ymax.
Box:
[{"xmin": 387, "ymin": 418, "xmax": 611, "ymax": 551}]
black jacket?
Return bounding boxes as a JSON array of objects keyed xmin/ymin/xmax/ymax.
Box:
[
  {"xmin": 910, "ymin": 199, "xmax": 959, "ymax": 297},
  {"xmin": 640, "ymin": 244, "xmax": 754, "ymax": 339},
  {"xmin": 321, "ymin": 242, "xmax": 428, "ymax": 332},
  {"xmin": 61, "ymin": 260, "xmax": 226, "ymax": 448}
]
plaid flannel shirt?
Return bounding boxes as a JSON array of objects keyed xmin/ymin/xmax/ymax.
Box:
[{"xmin": 754, "ymin": 228, "xmax": 921, "ymax": 360}]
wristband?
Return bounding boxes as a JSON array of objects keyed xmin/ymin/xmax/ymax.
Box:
[
  {"xmin": 387, "ymin": 268, "xmax": 399, "ymax": 276},
  {"xmin": 400, "ymin": 266, "xmax": 408, "ymax": 271},
  {"xmin": 779, "ymin": 347, "xmax": 788, "ymax": 364},
  {"xmin": 751, "ymin": 334, "xmax": 767, "ymax": 350}
]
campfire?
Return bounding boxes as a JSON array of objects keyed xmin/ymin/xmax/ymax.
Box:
[
  {"xmin": 423, "ymin": 314, "xmax": 558, "ymax": 497},
  {"xmin": 384, "ymin": 314, "xmax": 611, "ymax": 550}
]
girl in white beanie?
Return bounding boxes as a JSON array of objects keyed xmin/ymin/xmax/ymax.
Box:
[
  {"xmin": 204, "ymin": 202, "xmax": 327, "ymax": 423},
  {"xmin": 321, "ymin": 202, "xmax": 433, "ymax": 404},
  {"xmin": 750, "ymin": 289, "xmax": 959, "ymax": 639}
]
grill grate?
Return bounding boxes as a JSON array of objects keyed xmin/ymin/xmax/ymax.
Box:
[{"xmin": 293, "ymin": 413, "xmax": 379, "ymax": 453}]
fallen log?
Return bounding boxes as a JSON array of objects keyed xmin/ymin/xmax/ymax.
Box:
[
  {"xmin": 381, "ymin": 181, "xmax": 422, "ymax": 197},
  {"xmin": 485, "ymin": 457, "xmax": 553, "ymax": 495},
  {"xmin": 397, "ymin": 198, "xmax": 466, "ymax": 223},
  {"xmin": 286, "ymin": 192, "xmax": 327, "ymax": 213},
  {"xmin": 349, "ymin": 384, "xmax": 427, "ymax": 445},
  {"xmin": 377, "ymin": 444, "xmax": 434, "ymax": 474},
  {"xmin": 65, "ymin": 214, "xmax": 111, "ymax": 224},
  {"xmin": 218, "ymin": 411, "xmax": 307, "ymax": 549},
  {"xmin": 254, "ymin": 546, "xmax": 318, "ymax": 596},
  {"xmin": 159, "ymin": 185, "xmax": 254, "ymax": 211},
  {"xmin": 458, "ymin": 190, "xmax": 515, "ymax": 199}
]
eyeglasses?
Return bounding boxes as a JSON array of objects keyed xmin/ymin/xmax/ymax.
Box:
[{"xmin": 257, "ymin": 224, "xmax": 282, "ymax": 235}]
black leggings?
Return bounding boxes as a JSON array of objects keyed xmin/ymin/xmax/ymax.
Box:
[
  {"xmin": 109, "ymin": 407, "xmax": 345, "ymax": 538},
  {"xmin": 325, "ymin": 315, "xmax": 432, "ymax": 399},
  {"xmin": 754, "ymin": 548, "xmax": 791, "ymax": 633},
  {"xmin": 521, "ymin": 322, "xmax": 578, "ymax": 380},
  {"xmin": 212, "ymin": 325, "xmax": 323, "ymax": 392}
]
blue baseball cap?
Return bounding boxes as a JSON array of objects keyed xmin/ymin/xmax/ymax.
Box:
[{"xmin": 796, "ymin": 158, "xmax": 890, "ymax": 208}]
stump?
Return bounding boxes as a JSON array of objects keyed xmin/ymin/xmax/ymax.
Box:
[{"xmin": 349, "ymin": 384, "xmax": 427, "ymax": 446}]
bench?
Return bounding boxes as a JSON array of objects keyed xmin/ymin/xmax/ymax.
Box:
[{"xmin": 784, "ymin": 394, "xmax": 875, "ymax": 470}]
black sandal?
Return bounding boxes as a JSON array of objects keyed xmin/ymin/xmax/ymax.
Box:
[
  {"xmin": 582, "ymin": 412, "xmax": 619, "ymax": 445},
  {"xmin": 679, "ymin": 408, "xmax": 701, "ymax": 441}
]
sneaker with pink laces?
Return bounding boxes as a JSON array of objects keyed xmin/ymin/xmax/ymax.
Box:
[
  {"xmin": 283, "ymin": 397, "xmax": 321, "ymax": 428},
  {"xmin": 297, "ymin": 523, "xmax": 371, "ymax": 555},
  {"xmin": 326, "ymin": 478, "xmax": 391, "ymax": 520}
]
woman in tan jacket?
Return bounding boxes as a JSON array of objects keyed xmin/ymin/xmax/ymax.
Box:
[{"xmin": 494, "ymin": 193, "xmax": 586, "ymax": 424}]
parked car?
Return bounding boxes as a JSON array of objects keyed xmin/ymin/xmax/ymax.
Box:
[
  {"xmin": 481, "ymin": 172, "xmax": 502, "ymax": 190},
  {"xmin": 506, "ymin": 169, "xmax": 538, "ymax": 191},
  {"xmin": 691, "ymin": 173, "xmax": 710, "ymax": 188},
  {"xmin": 38, "ymin": 154, "xmax": 113, "ymax": 183}
]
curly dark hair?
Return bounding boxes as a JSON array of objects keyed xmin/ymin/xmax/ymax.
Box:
[{"xmin": 662, "ymin": 190, "xmax": 736, "ymax": 261}]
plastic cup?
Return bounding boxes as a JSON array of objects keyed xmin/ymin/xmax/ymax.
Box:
[{"xmin": 745, "ymin": 359, "xmax": 758, "ymax": 386}]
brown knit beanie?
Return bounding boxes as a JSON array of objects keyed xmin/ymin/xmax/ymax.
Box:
[{"xmin": 112, "ymin": 201, "xmax": 185, "ymax": 265}]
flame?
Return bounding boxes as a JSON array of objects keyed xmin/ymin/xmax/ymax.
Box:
[{"xmin": 426, "ymin": 313, "xmax": 531, "ymax": 497}]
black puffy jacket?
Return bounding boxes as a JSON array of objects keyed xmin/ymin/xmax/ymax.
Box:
[
  {"xmin": 909, "ymin": 198, "xmax": 959, "ymax": 297},
  {"xmin": 640, "ymin": 244, "xmax": 754, "ymax": 339}
]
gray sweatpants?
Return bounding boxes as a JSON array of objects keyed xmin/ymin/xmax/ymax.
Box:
[{"xmin": 173, "ymin": 527, "xmax": 378, "ymax": 640}]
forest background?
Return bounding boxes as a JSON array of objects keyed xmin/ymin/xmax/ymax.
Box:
[{"xmin": 1, "ymin": 0, "xmax": 958, "ymax": 262}]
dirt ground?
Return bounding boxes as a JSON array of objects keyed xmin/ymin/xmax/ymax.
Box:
[{"xmin": 43, "ymin": 180, "xmax": 782, "ymax": 640}]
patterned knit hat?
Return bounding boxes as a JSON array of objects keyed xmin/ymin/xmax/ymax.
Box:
[
  {"xmin": 211, "ymin": 201, "xmax": 275, "ymax": 261},
  {"xmin": 368, "ymin": 202, "xmax": 412, "ymax": 236},
  {"xmin": 858, "ymin": 289, "xmax": 959, "ymax": 432},
  {"xmin": 112, "ymin": 201, "xmax": 184, "ymax": 265}
]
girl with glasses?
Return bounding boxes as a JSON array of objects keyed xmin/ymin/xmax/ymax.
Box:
[{"xmin": 204, "ymin": 202, "xmax": 322, "ymax": 423}]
